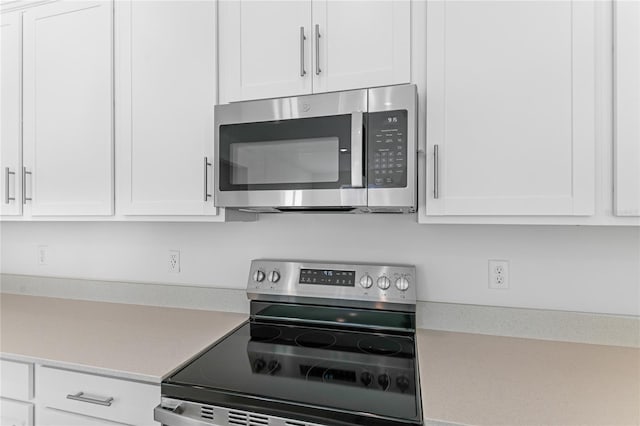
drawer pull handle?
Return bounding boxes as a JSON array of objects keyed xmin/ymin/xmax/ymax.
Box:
[{"xmin": 66, "ymin": 391, "xmax": 114, "ymax": 406}]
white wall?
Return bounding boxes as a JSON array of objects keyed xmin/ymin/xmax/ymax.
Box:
[{"xmin": 1, "ymin": 216, "xmax": 639, "ymax": 316}]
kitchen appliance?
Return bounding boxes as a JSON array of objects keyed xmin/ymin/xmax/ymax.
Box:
[
  {"xmin": 155, "ymin": 259, "xmax": 422, "ymax": 426},
  {"xmin": 214, "ymin": 84, "xmax": 417, "ymax": 213}
]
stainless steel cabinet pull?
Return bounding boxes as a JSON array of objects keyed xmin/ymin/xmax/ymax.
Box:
[
  {"xmin": 299, "ymin": 27, "xmax": 307, "ymax": 77},
  {"xmin": 315, "ymin": 24, "xmax": 321, "ymax": 75},
  {"xmin": 433, "ymin": 145, "xmax": 439, "ymax": 199},
  {"xmin": 22, "ymin": 167, "xmax": 32, "ymax": 204},
  {"xmin": 66, "ymin": 392, "xmax": 114, "ymax": 407},
  {"xmin": 5, "ymin": 167, "xmax": 15, "ymax": 204},
  {"xmin": 204, "ymin": 156, "xmax": 212, "ymax": 201}
]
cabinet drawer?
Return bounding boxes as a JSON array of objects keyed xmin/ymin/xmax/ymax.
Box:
[
  {"xmin": 0, "ymin": 359, "xmax": 34, "ymax": 400},
  {"xmin": 40, "ymin": 408, "xmax": 128, "ymax": 426},
  {"xmin": 38, "ymin": 366, "xmax": 159, "ymax": 426},
  {"xmin": 0, "ymin": 398, "xmax": 33, "ymax": 426}
]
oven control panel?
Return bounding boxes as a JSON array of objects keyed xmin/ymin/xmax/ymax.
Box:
[
  {"xmin": 247, "ymin": 259, "xmax": 417, "ymax": 308},
  {"xmin": 367, "ymin": 109, "xmax": 408, "ymax": 189}
]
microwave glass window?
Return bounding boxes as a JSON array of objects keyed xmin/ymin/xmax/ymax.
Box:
[
  {"xmin": 219, "ymin": 114, "xmax": 355, "ymax": 191},
  {"xmin": 231, "ymin": 137, "xmax": 339, "ymax": 185}
]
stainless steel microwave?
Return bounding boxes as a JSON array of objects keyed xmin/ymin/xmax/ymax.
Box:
[{"xmin": 214, "ymin": 84, "xmax": 417, "ymax": 213}]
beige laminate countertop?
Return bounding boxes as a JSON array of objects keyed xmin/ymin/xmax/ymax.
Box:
[
  {"xmin": 0, "ymin": 294, "xmax": 247, "ymax": 383},
  {"xmin": 1, "ymin": 294, "xmax": 639, "ymax": 425},
  {"xmin": 417, "ymin": 329, "xmax": 640, "ymax": 426}
]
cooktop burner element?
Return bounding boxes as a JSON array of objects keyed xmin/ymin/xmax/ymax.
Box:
[
  {"xmin": 249, "ymin": 325, "xmax": 282, "ymax": 342},
  {"xmin": 357, "ymin": 335, "xmax": 404, "ymax": 356},
  {"xmin": 295, "ymin": 330, "xmax": 337, "ymax": 349},
  {"xmin": 157, "ymin": 260, "xmax": 422, "ymax": 426}
]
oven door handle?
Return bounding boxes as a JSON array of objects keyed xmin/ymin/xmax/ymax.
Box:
[
  {"xmin": 154, "ymin": 404, "xmax": 210, "ymax": 426},
  {"xmin": 350, "ymin": 111, "xmax": 364, "ymax": 188}
]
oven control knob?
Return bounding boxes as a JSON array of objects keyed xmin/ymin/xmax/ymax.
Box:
[
  {"xmin": 253, "ymin": 270, "xmax": 265, "ymax": 282},
  {"xmin": 359, "ymin": 274, "xmax": 373, "ymax": 289},
  {"xmin": 377, "ymin": 276, "xmax": 391, "ymax": 290},
  {"xmin": 395, "ymin": 276, "xmax": 410, "ymax": 291},
  {"xmin": 360, "ymin": 371, "xmax": 373, "ymax": 386},
  {"xmin": 378, "ymin": 374, "xmax": 390, "ymax": 390},
  {"xmin": 268, "ymin": 271, "xmax": 280, "ymax": 283},
  {"xmin": 253, "ymin": 358, "xmax": 266, "ymax": 373},
  {"xmin": 267, "ymin": 360, "xmax": 281, "ymax": 375},
  {"xmin": 396, "ymin": 375, "xmax": 410, "ymax": 392}
]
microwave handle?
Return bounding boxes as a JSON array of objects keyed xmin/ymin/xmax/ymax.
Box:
[{"xmin": 350, "ymin": 111, "xmax": 364, "ymax": 188}]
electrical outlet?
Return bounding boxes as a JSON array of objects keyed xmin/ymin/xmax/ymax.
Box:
[
  {"xmin": 37, "ymin": 245, "xmax": 48, "ymax": 266},
  {"xmin": 168, "ymin": 250, "xmax": 180, "ymax": 273},
  {"xmin": 488, "ymin": 260, "xmax": 509, "ymax": 289}
]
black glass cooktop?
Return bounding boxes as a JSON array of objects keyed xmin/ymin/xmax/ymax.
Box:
[{"xmin": 163, "ymin": 321, "xmax": 422, "ymax": 426}]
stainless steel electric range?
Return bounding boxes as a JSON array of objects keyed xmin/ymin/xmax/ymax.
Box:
[{"xmin": 155, "ymin": 259, "xmax": 422, "ymax": 426}]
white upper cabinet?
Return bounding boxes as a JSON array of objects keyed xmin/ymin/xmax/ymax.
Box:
[
  {"xmin": 311, "ymin": 0, "xmax": 410, "ymax": 93},
  {"xmin": 1, "ymin": 12, "xmax": 23, "ymax": 216},
  {"xmin": 219, "ymin": 1, "xmax": 312, "ymax": 103},
  {"xmin": 22, "ymin": 1, "xmax": 114, "ymax": 216},
  {"xmin": 218, "ymin": 0, "xmax": 410, "ymax": 103},
  {"xmin": 116, "ymin": 0, "xmax": 218, "ymax": 216},
  {"xmin": 425, "ymin": 1, "xmax": 595, "ymax": 216},
  {"xmin": 614, "ymin": 0, "xmax": 640, "ymax": 217}
]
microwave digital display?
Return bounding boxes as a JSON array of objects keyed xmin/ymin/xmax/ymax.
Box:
[{"xmin": 299, "ymin": 269, "xmax": 355, "ymax": 286}]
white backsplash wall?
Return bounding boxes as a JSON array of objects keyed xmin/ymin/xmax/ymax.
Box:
[{"xmin": 1, "ymin": 215, "xmax": 639, "ymax": 316}]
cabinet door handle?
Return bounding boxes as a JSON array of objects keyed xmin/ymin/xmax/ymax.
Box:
[
  {"xmin": 22, "ymin": 167, "xmax": 32, "ymax": 204},
  {"xmin": 299, "ymin": 26, "xmax": 307, "ymax": 77},
  {"xmin": 433, "ymin": 145, "xmax": 439, "ymax": 199},
  {"xmin": 66, "ymin": 392, "xmax": 114, "ymax": 407},
  {"xmin": 315, "ymin": 24, "xmax": 321, "ymax": 75},
  {"xmin": 5, "ymin": 167, "xmax": 15, "ymax": 204},
  {"xmin": 204, "ymin": 156, "xmax": 212, "ymax": 201}
]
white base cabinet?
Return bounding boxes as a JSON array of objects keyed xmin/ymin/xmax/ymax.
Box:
[
  {"xmin": 38, "ymin": 366, "xmax": 158, "ymax": 426},
  {"xmin": 0, "ymin": 360, "xmax": 34, "ymax": 426},
  {"xmin": 0, "ymin": 360, "xmax": 34, "ymax": 401},
  {"xmin": 0, "ymin": 359, "xmax": 159, "ymax": 426},
  {"xmin": 1, "ymin": 399, "xmax": 34, "ymax": 426},
  {"xmin": 39, "ymin": 409, "xmax": 127, "ymax": 426}
]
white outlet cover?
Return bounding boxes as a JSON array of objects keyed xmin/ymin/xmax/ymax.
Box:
[
  {"xmin": 488, "ymin": 259, "xmax": 509, "ymax": 289},
  {"xmin": 37, "ymin": 245, "xmax": 48, "ymax": 266},
  {"xmin": 168, "ymin": 250, "xmax": 180, "ymax": 273}
]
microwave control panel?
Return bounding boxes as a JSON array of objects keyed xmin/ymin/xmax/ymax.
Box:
[{"xmin": 367, "ymin": 110, "xmax": 408, "ymax": 188}]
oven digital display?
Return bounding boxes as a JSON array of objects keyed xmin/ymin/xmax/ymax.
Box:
[{"xmin": 299, "ymin": 269, "xmax": 355, "ymax": 286}]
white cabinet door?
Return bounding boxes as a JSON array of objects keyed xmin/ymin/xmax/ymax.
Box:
[
  {"xmin": 218, "ymin": 0, "xmax": 312, "ymax": 103},
  {"xmin": 312, "ymin": 0, "xmax": 410, "ymax": 93},
  {"xmin": 425, "ymin": 1, "xmax": 595, "ymax": 216},
  {"xmin": 116, "ymin": 0, "xmax": 217, "ymax": 215},
  {"xmin": 22, "ymin": 1, "xmax": 114, "ymax": 216},
  {"xmin": 0, "ymin": 359, "xmax": 33, "ymax": 401},
  {"xmin": 39, "ymin": 408, "xmax": 128, "ymax": 426},
  {"xmin": 0, "ymin": 399, "xmax": 33, "ymax": 426},
  {"xmin": 614, "ymin": 0, "xmax": 640, "ymax": 217},
  {"xmin": 0, "ymin": 12, "xmax": 22, "ymax": 216}
]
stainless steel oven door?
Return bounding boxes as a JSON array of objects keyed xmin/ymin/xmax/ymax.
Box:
[{"xmin": 215, "ymin": 90, "xmax": 367, "ymax": 211}]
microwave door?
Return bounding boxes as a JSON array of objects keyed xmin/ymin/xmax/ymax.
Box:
[{"xmin": 216, "ymin": 106, "xmax": 367, "ymax": 210}]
